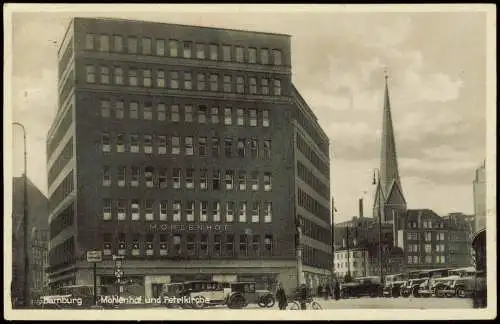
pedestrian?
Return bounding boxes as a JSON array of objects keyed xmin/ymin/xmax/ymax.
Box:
[
  {"xmin": 275, "ymin": 282, "xmax": 288, "ymax": 310},
  {"xmin": 299, "ymin": 283, "xmax": 308, "ymax": 310},
  {"xmin": 325, "ymin": 283, "xmax": 331, "ymax": 300},
  {"xmin": 334, "ymin": 281, "xmax": 340, "ymax": 300},
  {"xmin": 317, "ymin": 284, "xmax": 323, "ymax": 297}
]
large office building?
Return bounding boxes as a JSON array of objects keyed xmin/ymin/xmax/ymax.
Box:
[{"xmin": 47, "ymin": 17, "xmax": 331, "ymax": 297}]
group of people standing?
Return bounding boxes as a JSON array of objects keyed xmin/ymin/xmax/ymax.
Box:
[
  {"xmin": 316, "ymin": 281, "xmax": 341, "ymax": 300},
  {"xmin": 274, "ymin": 281, "xmax": 341, "ymax": 310}
]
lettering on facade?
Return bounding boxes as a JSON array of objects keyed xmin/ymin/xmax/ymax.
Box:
[{"xmin": 146, "ymin": 224, "xmax": 232, "ymax": 232}]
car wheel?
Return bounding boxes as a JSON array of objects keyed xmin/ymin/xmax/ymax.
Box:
[
  {"xmin": 265, "ymin": 295, "xmax": 275, "ymax": 308},
  {"xmin": 311, "ymin": 301, "xmax": 322, "ymax": 310},
  {"xmin": 192, "ymin": 296, "xmax": 205, "ymax": 309},
  {"xmin": 257, "ymin": 298, "xmax": 267, "ymax": 308},
  {"xmin": 456, "ymin": 287, "xmax": 466, "ymax": 298},
  {"xmin": 392, "ymin": 288, "xmax": 400, "ymax": 298},
  {"xmin": 289, "ymin": 301, "xmax": 300, "ymax": 310},
  {"xmin": 229, "ymin": 296, "xmax": 246, "ymax": 309},
  {"xmin": 412, "ymin": 287, "xmax": 420, "ymax": 298},
  {"xmin": 342, "ymin": 290, "xmax": 349, "ymax": 299}
]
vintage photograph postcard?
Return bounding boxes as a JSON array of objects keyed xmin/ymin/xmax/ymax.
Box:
[{"xmin": 3, "ymin": 3, "xmax": 496, "ymax": 321}]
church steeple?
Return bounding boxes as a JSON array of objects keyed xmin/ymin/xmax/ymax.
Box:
[{"xmin": 380, "ymin": 70, "xmax": 402, "ymax": 197}]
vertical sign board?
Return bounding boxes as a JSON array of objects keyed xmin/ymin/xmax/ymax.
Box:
[{"xmin": 87, "ymin": 251, "xmax": 102, "ymax": 306}]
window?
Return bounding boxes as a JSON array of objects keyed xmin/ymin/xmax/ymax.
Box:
[
  {"xmin": 425, "ymin": 244, "xmax": 432, "ymax": 253},
  {"xmin": 128, "ymin": 69, "xmax": 138, "ymax": 86},
  {"xmin": 196, "ymin": 43, "xmax": 205, "ymax": 59},
  {"xmin": 238, "ymin": 171, "xmax": 246, "ymax": 191},
  {"xmin": 225, "ymin": 234, "xmax": 234, "ymax": 256},
  {"xmin": 185, "ymin": 168, "xmax": 194, "ymax": 189},
  {"xmin": 113, "ymin": 35, "xmax": 123, "ymax": 52},
  {"xmin": 173, "ymin": 235, "xmax": 181, "ymax": 254},
  {"xmin": 102, "ymin": 199, "xmax": 112, "ymax": 220},
  {"xmin": 101, "ymin": 166, "xmax": 111, "ymax": 187},
  {"xmin": 249, "ymin": 109, "xmax": 257, "ymax": 126},
  {"xmin": 118, "ymin": 233, "xmax": 126, "ymax": 256},
  {"xmin": 172, "ymin": 168, "xmax": 181, "ymax": 189},
  {"xmin": 237, "ymin": 139, "xmax": 245, "ymax": 157},
  {"xmin": 249, "ymin": 77, "xmax": 257, "ymax": 94},
  {"xmin": 250, "ymin": 138, "xmax": 258, "ymax": 158},
  {"xmin": 250, "ymin": 171, "xmax": 259, "ymax": 191},
  {"xmin": 224, "ymin": 138, "xmax": 232, "ymax": 158},
  {"xmin": 212, "ymin": 169, "xmax": 221, "ymax": 191},
  {"xmin": 260, "ymin": 48, "xmax": 269, "ymax": 64},
  {"xmin": 183, "ymin": 42, "xmax": 192, "ymax": 58},
  {"xmin": 171, "ymin": 136, "xmax": 180, "ymax": 155},
  {"xmin": 159, "ymin": 201, "xmax": 168, "ymax": 221},
  {"xmin": 100, "ymin": 66, "xmax": 110, "ymax": 84},
  {"xmin": 248, "ymin": 48, "xmax": 257, "ymax": 64},
  {"xmin": 225, "ymin": 170, "xmax": 234, "ymax": 190},
  {"xmin": 235, "ymin": 76, "xmax": 244, "ymax": 94},
  {"xmin": 172, "ymin": 201, "xmax": 181, "ymax": 222},
  {"xmin": 235, "ymin": 46, "xmax": 244, "ymax": 62},
  {"xmin": 169, "ymin": 40, "xmax": 178, "ymax": 57},
  {"xmin": 200, "ymin": 169, "xmax": 208, "ymax": 190},
  {"xmin": 239, "ymin": 202, "xmax": 247, "ymax": 223},
  {"xmin": 236, "ymin": 108, "xmax": 245, "ymax": 126},
  {"xmin": 264, "ymin": 202, "xmax": 272, "ymax": 223},
  {"xmin": 130, "ymin": 134, "xmax": 139, "ymax": 153},
  {"xmin": 184, "ymin": 72, "xmax": 192, "ymax": 90},
  {"xmin": 85, "ymin": 33, "xmax": 95, "ymax": 50},
  {"xmin": 264, "ymin": 235, "xmax": 273, "ymax": 254},
  {"xmin": 273, "ymin": 79, "xmax": 281, "ymax": 96},
  {"xmin": 103, "ymin": 234, "xmax": 112, "ymax": 256},
  {"xmin": 129, "ymin": 101, "xmax": 139, "ymax": 119},
  {"xmin": 212, "ymin": 201, "xmax": 221, "ymax": 222},
  {"xmin": 128, "ymin": 37, "xmax": 138, "ymax": 53},
  {"xmin": 438, "ymin": 233, "xmax": 445, "ymax": 241},
  {"xmin": 262, "ymin": 109, "xmax": 270, "ymax": 127},
  {"xmin": 115, "ymin": 101, "xmax": 124, "ymax": 119},
  {"xmin": 186, "ymin": 234, "xmax": 196, "ymax": 256},
  {"xmin": 425, "ymin": 255, "xmax": 432, "ymax": 264},
  {"xmin": 407, "ymin": 232, "xmax": 418, "ymax": 240},
  {"xmin": 425, "ymin": 232, "xmax": 432, "ymax": 242},
  {"xmin": 272, "ymin": 49, "xmax": 282, "ymax": 65},
  {"xmin": 198, "ymin": 137, "xmax": 207, "ymax": 156},
  {"xmin": 183, "ymin": 105, "xmax": 193, "ymax": 122},
  {"xmin": 117, "ymin": 166, "xmax": 126, "ymax": 187},
  {"xmin": 223, "ymin": 75, "xmax": 232, "ymax": 93},
  {"xmin": 182, "ymin": 137, "xmax": 193, "ymax": 156},
  {"xmin": 101, "ymin": 133, "xmax": 111, "ymax": 152},
  {"xmin": 212, "ymin": 137, "xmax": 220, "ymax": 157},
  {"xmin": 144, "ymin": 134, "xmax": 153, "ymax": 154},
  {"xmin": 210, "ymin": 74, "xmax": 218, "ymax": 92},
  {"xmin": 264, "ymin": 173, "xmax": 272, "ymax": 191},
  {"xmin": 131, "ymin": 199, "xmax": 140, "ymax": 221},
  {"xmin": 171, "ymin": 104, "xmax": 180, "ymax": 122},
  {"xmin": 145, "ymin": 199, "xmax": 154, "ymax": 221},
  {"xmin": 156, "ymin": 39, "xmax": 165, "ymax": 56},
  {"xmin": 263, "ymin": 139, "xmax": 271, "ymax": 159},
  {"xmin": 159, "ymin": 234, "xmax": 168, "ymax": 256},
  {"xmin": 198, "ymin": 106, "xmax": 207, "ymax": 124},
  {"xmin": 143, "ymin": 102, "xmax": 153, "ymax": 120},
  {"xmin": 142, "ymin": 37, "xmax": 152, "ymax": 55},
  {"xmin": 142, "ymin": 69, "xmax": 152, "ymax": 87},
  {"xmin": 85, "ymin": 65, "xmax": 95, "ymax": 83},
  {"xmin": 214, "ymin": 234, "xmax": 222, "ymax": 255},
  {"xmin": 200, "ymin": 201, "xmax": 208, "ymax": 222},
  {"xmin": 131, "ymin": 234, "xmax": 140, "ymax": 255},
  {"xmin": 100, "ymin": 100, "xmax": 110, "ymax": 118},
  {"xmin": 191, "ymin": 73, "xmax": 205, "ymax": 92},
  {"xmin": 252, "ymin": 235, "xmax": 260, "ymax": 255},
  {"xmin": 209, "ymin": 44, "xmax": 218, "ymax": 60},
  {"xmin": 145, "ymin": 234, "xmax": 154, "ymax": 256},
  {"xmin": 158, "ymin": 168, "xmax": 167, "ymax": 188},
  {"xmin": 144, "ymin": 166, "xmax": 154, "ymax": 188},
  {"xmin": 156, "ymin": 103, "xmax": 166, "ymax": 122},
  {"xmin": 186, "ymin": 201, "xmax": 195, "ymax": 222},
  {"xmin": 261, "ymin": 78, "xmax": 269, "ymax": 95},
  {"xmin": 170, "ymin": 71, "xmax": 179, "ymax": 89},
  {"xmin": 130, "ymin": 166, "xmax": 140, "ymax": 187},
  {"xmin": 114, "ymin": 67, "xmax": 124, "ymax": 85}
]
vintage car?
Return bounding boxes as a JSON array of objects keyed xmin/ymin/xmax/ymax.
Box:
[
  {"xmin": 341, "ymin": 277, "xmax": 383, "ymax": 298},
  {"xmin": 442, "ymin": 276, "xmax": 475, "ymax": 298},
  {"xmin": 229, "ymin": 282, "xmax": 275, "ymax": 308},
  {"xmin": 165, "ymin": 281, "xmax": 231, "ymax": 309},
  {"xmin": 429, "ymin": 276, "xmax": 460, "ymax": 298},
  {"xmin": 383, "ymin": 274, "xmax": 408, "ymax": 298},
  {"xmin": 161, "ymin": 283, "xmax": 185, "ymax": 308},
  {"xmin": 400, "ymin": 278, "xmax": 428, "ymax": 297}
]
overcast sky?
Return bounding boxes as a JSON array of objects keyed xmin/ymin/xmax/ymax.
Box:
[{"xmin": 7, "ymin": 5, "xmax": 491, "ymax": 223}]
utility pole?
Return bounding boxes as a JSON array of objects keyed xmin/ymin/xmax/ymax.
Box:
[{"xmin": 13, "ymin": 122, "xmax": 29, "ymax": 307}]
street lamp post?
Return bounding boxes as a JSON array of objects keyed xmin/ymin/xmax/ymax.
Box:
[
  {"xmin": 373, "ymin": 168, "xmax": 384, "ymax": 285},
  {"xmin": 13, "ymin": 122, "xmax": 29, "ymax": 307}
]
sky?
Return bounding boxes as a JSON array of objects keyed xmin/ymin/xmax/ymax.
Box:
[{"xmin": 7, "ymin": 5, "xmax": 491, "ymax": 224}]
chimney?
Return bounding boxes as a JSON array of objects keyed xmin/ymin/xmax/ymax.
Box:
[{"xmin": 359, "ymin": 198, "xmax": 364, "ymax": 219}]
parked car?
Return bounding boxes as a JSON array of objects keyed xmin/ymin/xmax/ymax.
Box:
[
  {"xmin": 341, "ymin": 277, "xmax": 383, "ymax": 298},
  {"xmin": 400, "ymin": 278, "xmax": 428, "ymax": 298},
  {"xmin": 383, "ymin": 274, "xmax": 408, "ymax": 298},
  {"xmin": 442, "ymin": 277, "xmax": 475, "ymax": 298},
  {"xmin": 430, "ymin": 276, "xmax": 460, "ymax": 298},
  {"xmin": 229, "ymin": 282, "xmax": 275, "ymax": 308}
]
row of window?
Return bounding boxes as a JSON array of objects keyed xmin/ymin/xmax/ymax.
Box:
[
  {"xmin": 407, "ymin": 232, "xmax": 446, "ymax": 241},
  {"xmin": 100, "ymin": 133, "xmax": 272, "ymax": 159},
  {"xmin": 50, "ymin": 204, "xmax": 74, "ymax": 240},
  {"xmin": 296, "ymin": 161, "xmax": 329, "ymax": 200},
  {"xmin": 85, "ymin": 33, "xmax": 284, "ymax": 66},
  {"xmin": 101, "ymin": 233, "xmax": 275, "ymax": 257},
  {"xmin": 101, "ymin": 199, "xmax": 273, "ymax": 223},
  {"xmin": 297, "ymin": 188, "xmax": 330, "ymax": 224},
  {"xmin": 407, "ymin": 220, "xmax": 446, "ymax": 229},
  {"xmin": 407, "ymin": 255, "xmax": 447, "ymax": 264},
  {"xmin": 86, "ymin": 65, "xmax": 283, "ymax": 96},
  {"xmin": 99, "ymin": 100, "xmax": 272, "ymax": 127},
  {"xmin": 296, "ymin": 133, "xmax": 329, "ymax": 178},
  {"xmin": 48, "ymin": 140, "xmax": 73, "ymax": 186},
  {"xmin": 101, "ymin": 167, "xmax": 273, "ymax": 192},
  {"xmin": 335, "ymin": 251, "xmax": 366, "ymax": 259},
  {"xmin": 47, "ymin": 107, "xmax": 73, "ymax": 159},
  {"xmin": 407, "ymin": 244, "xmax": 446, "ymax": 253},
  {"xmin": 49, "ymin": 171, "xmax": 74, "ymax": 212},
  {"xmin": 300, "ymin": 216, "xmax": 331, "ymax": 244}
]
